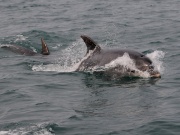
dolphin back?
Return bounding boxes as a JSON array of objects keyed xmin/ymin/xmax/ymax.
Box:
[
  {"xmin": 1, "ymin": 38, "xmax": 50, "ymax": 56},
  {"xmin": 1, "ymin": 45, "xmax": 37, "ymax": 56}
]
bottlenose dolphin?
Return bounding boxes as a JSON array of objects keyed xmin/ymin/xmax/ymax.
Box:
[
  {"xmin": 76, "ymin": 35, "xmax": 161, "ymax": 78},
  {"xmin": 1, "ymin": 38, "xmax": 49, "ymax": 56}
]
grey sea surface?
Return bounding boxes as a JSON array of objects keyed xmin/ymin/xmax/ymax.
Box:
[{"xmin": 0, "ymin": 0, "xmax": 180, "ymax": 135}]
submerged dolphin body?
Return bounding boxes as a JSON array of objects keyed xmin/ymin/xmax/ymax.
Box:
[
  {"xmin": 1, "ymin": 38, "xmax": 50, "ymax": 56},
  {"xmin": 76, "ymin": 35, "xmax": 161, "ymax": 78}
]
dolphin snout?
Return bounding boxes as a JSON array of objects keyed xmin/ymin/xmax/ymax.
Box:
[{"xmin": 150, "ymin": 71, "xmax": 161, "ymax": 78}]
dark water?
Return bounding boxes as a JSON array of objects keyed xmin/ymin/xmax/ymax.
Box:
[{"xmin": 0, "ymin": 0, "xmax": 180, "ymax": 135}]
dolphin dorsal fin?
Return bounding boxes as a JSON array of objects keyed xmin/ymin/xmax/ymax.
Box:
[
  {"xmin": 81, "ymin": 35, "xmax": 101, "ymax": 54},
  {"xmin": 41, "ymin": 38, "xmax": 50, "ymax": 55}
]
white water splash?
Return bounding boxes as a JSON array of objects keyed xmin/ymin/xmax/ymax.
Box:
[
  {"xmin": 30, "ymin": 46, "xmax": 38, "ymax": 53},
  {"xmin": 52, "ymin": 43, "xmax": 62, "ymax": 49},
  {"xmin": 95, "ymin": 53, "xmax": 150, "ymax": 78},
  {"xmin": 56, "ymin": 38, "xmax": 86, "ymax": 69},
  {"xmin": 0, "ymin": 124, "xmax": 54, "ymax": 135},
  {"xmin": 32, "ymin": 63, "xmax": 77, "ymax": 72},
  {"xmin": 146, "ymin": 50, "xmax": 165, "ymax": 74},
  {"xmin": 105, "ymin": 53, "xmax": 136, "ymax": 69},
  {"xmin": 0, "ymin": 44, "xmax": 12, "ymax": 48},
  {"xmin": 32, "ymin": 38, "xmax": 86, "ymax": 72},
  {"xmin": 14, "ymin": 35, "xmax": 28, "ymax": 42},
  {"xmin": 0, "ymin": 129, "xmax": 53, "ymax": 135},
  {"xmin": 32, "ymin": 48, "xmax": 94, "ymax": 73},
  {"xmin": 103, "ymin": 51, "xmax": 165, "ymax": 78}
]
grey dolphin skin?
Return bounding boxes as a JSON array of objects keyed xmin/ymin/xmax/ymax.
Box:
[
  {"xmin": 1, "ymin": 38, "xmax": 50, "ymax": 56},
  {"xmin": 77, "ymin": 35, "xmax": 161, "ymax": 78}
]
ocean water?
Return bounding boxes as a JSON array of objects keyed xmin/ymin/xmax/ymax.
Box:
[{"xmin": 0, "ymin": 0, "xmax": 180, "ymax": 135}]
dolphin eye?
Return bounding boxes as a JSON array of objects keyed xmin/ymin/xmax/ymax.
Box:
[
  {"xmin": 131, "ymin": 70, "xmax": 135, "ymax": 73},
  {"xmin": 149, "ymin": 65, "xmax": 154, "ymax": 70},
  {"xmin": 140, "ymin": 55, "xmax": 144, "ymax": 57}
]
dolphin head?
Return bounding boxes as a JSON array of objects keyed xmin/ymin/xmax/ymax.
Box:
[{"xmin": 129, "ymin": 52, "xmax": 161, "ymax": 78}]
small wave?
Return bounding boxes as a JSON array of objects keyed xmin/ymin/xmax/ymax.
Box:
[
  {"xmin": 0, "ymin": 123, "xmax": 55, "ymax": 135},
  {"xmin": 0, "ymin": 122, "xmax": 72, "ymax": 135},
  {"xmin": 0, "ymin": 44, "xmax": 12, "ymax": 48},
  {"xmin": 0, "ymin": 130, "xmax": 52, "ymax": 135},
  {"xmin": 0, "ymin": 122, "xmax": 71, "ymax": 135}
]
